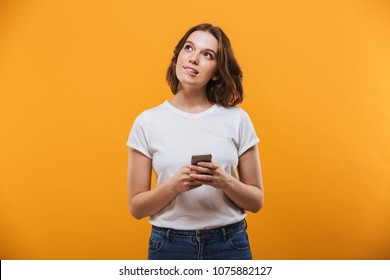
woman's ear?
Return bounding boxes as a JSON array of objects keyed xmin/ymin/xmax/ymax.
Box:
[{"xmin": 211, "ymin": 75, "xmax": 218, "ymax": 81}]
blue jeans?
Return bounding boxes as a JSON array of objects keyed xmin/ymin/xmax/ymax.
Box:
[{"xmin": 148, "ymin": 220, "xmax": 252, "ymax": 260}]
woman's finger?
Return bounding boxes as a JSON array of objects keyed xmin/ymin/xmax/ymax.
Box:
[
  {"xmin": 189, "ymin": 173, "xmax": 216, "ymax": 182},
  {"xmin": 196, "ymin": 162, "xmax": 218, "ymax": 170},
  {"xmin": 188, "ymin": 165, "xmax": 212, "ymax": 174}
]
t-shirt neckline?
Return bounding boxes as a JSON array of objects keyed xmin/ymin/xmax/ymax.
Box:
[{"xmin": 164, "ymin": 100, "xmax": 218, "ymax": 118}]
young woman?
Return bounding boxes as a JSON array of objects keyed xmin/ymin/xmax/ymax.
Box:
[{"xmin": 127, "ymin": 23, "xmax": 264, "ymax": 260}]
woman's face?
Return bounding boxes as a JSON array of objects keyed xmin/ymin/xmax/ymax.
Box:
[{"xmin": 175, "ymin": 30, "xmax": 218, "ymax": 90}]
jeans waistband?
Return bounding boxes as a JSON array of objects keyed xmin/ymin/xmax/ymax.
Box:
[{"xmin": 151, "ymin": 220, "xmax": 246, "ymax": 241}]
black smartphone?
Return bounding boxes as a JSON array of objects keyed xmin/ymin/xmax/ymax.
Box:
[{"xmin": 191, "ymin": 154, "xmax": 212, "ymax": 165}]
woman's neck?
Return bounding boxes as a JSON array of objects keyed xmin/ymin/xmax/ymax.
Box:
[{"xmin": 169, "ymin": 88, "xmax": 213, "ymax": 113}]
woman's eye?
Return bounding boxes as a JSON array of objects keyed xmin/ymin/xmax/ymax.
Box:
[
  {"xmin": 184, "ymin": 45, "xmax": 192, "ymax": 51},
  {"xmin": 204, "ymin": 52, "xmax": 213, "ymax": 59}
]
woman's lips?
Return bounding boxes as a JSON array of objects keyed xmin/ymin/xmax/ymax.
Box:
[{"xmin": 184, "ymin": 66, "xmax": 199, "ymax": 76}]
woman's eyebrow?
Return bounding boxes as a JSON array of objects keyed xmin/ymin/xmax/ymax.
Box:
[{"xmin": 185, "ymin": 40, "xmax": 217, "ymax": 55}]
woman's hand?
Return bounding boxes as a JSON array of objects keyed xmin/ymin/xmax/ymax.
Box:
[
  {"xmin": 169, "ymin": 165, "xmax": 204, "ymax": 194},
  {"xmin": 188, "ymin": 162, "xmax": 235, "ymax": 191},
  {"xmin": 188, "ymin": 145, "xmax": 264, "ymax": 213}
]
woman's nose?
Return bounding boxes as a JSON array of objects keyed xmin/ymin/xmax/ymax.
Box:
[{"xmin": 189, "ymin": 54, "xmax": 199, "ymax": 65}]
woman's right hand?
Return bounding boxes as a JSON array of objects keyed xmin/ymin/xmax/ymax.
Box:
[{"xmin": 169, "ymin": 165, "xmax": 203, "ymax": 194}]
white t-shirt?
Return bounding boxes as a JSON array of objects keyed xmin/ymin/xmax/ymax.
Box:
[{"xmin": 127, "ymin": 100, "xmax": 259, "ymax": 230}]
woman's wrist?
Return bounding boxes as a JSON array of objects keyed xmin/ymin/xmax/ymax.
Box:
[
  {"xmin": 165, "ymin": 177, "xmax": 181, "ymax": 196},
  {"xmin": 222, "ymin": 174, "xmax": 236, "ymax": 192}
]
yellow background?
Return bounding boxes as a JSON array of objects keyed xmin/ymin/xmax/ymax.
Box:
[{"xmin": 1, "ymin": 0, "xmax": 389, "ymax": 259}]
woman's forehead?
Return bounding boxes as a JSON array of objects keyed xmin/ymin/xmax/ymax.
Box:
[{"xmin": 186, "ymin": 31, "xmax": 218, "ymax": 53}]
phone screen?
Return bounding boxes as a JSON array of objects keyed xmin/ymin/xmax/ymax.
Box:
[{"xmin": 191, "ymin": 154, "xmax": 212, "ymax": 165}]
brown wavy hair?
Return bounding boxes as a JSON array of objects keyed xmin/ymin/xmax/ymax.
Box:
[{"xmin": 166, "ymin": 23, "xmax": 243, "ymax": 107}]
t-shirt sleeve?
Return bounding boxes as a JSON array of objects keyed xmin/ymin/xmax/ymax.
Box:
[
  {"xmin": 126, "ymin": 113, "xmax": 153, "ymax": 159},
  {"xmin": 238, "ymin": 109, "xmax": 260, "ymax": 157}
]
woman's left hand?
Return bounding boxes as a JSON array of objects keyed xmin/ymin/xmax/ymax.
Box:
[{"xmin": 188, "ymin": 162, "xmax": 235, "ymax": 191}]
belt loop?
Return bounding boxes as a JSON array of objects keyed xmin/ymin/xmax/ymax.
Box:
[
  {"xmin": 166, "ymin": 229, "xmax": 171, "ymax": 242},
  {"xmin": 221, "ymin": 227, "xmax": 227, "ymax": 241},
  {"xmin": 244, "ymin": 219, "xmax": 248, "ymax": 230}
]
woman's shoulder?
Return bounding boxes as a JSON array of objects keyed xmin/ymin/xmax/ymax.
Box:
[
  {"xmin": 132, "ymin": 101, "xmax": 172, "ymax": 128},
  {"xmin": 214, "ymin": 105, "xmax": 255, "ymax": 128},
  {"xmin": 215, "ymin": 104, "xmax": 248, "ymax": 116}
]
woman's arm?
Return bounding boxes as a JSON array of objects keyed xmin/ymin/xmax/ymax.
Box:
[
  {"xmin": 127, "ymin": 148, "xmax": 202, "ymax": 219},
  {"xmin": 189, "ymin": 145, "xmax": 264, "ymax": 213}
]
